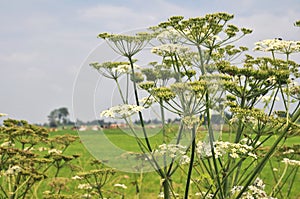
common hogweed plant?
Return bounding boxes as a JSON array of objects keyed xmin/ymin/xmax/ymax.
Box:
[
  {"xmin": 92, "ymin": 13, "xmax": 300, "ymax": 198},
  {"xmin": 0, "ymin": 116, "xmax": 79, "ymax": 199}
]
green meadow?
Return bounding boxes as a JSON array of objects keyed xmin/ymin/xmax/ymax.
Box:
[{"xmin": 47, "ymin": 127, "xmax": 300, "ymax": 198}]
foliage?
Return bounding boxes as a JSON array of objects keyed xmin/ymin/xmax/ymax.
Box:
[
  {"xmin": 0, "ymin": 118, "xmax": 78, "ymax": 199},
  {"xmin": 48, "ymin": 107, "xmax": 70, "ymax": 127},
  {"xmin": 91, "ymin": 13, "xmax": 300, "ymax": 199}
]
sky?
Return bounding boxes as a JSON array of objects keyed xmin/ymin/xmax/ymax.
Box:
[{"xmin": 0, "ymin": 0, "xmax": 299, "ymax": 124}]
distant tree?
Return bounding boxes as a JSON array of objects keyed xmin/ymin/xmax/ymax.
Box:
[
  {"xmin": 48, "ymin": 109, "xmax": 59, "ymax": 127},
  {"xmin": 48, "ymin": 107, "xmax": 70, "ymax": 127},
  {"xmin": 57, "ymin": 107, "xmax": 69, "ymax": 126}
]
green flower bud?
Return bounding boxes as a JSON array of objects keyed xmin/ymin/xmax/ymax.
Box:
[
  {"xmin": 138, "ymin": 81, "xmax": 155, "ymax": 91},
  {"xmin": 151, "ymin": 87, "xmax": 176, "ymax": 101}
]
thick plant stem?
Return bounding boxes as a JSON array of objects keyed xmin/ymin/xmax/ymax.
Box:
[
  {"xmin": 128, "ymin": 56, "xmax": 152, "ymax": 152},
  {"xmin": 184, "ymin": 126, "xmax": 196, "ymax": 199},
  {"xmin": 163, "ymin": 178, "xmax": 171, "ymax": 199}
]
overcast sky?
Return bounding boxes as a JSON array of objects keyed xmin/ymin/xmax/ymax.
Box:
[{"xmin": 0, "ymin": 0, "xmax": 299, "ymax": 124}]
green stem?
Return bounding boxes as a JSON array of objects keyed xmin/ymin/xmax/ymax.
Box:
[
  {"xmin": 163, "ymin": 178, "xmax": 171, "ymax": 199},
  {"xmin": 271, "ymin": 163, "xmax": 288, "ymax": 196},
  {"xmin": 274, "ymin": 165, "xmax": 296, "ymax": 197},
  {"xmin": 115, "ymin": 78, "xmax": 126, "ymax": 104},
  {"xmin": 184, "ymin": 125, "xmax": 196, "ymax": 199},
  {"xmin": 287, "ymin": 166, "xmax": 298, "ymax": 198},
  {"xmin": 128, "ymin": 56, "xmax": 152, "ymax": 152}
]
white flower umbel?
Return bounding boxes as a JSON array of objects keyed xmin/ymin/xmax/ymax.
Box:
[
  {"xmin": 156, "ymin": 28, "xmax": 182, "ymax": 44},
  {"xmin": 112, "ymin": 63, "xmax": 140, "ymax": 74},
  {"xmin": 151, "ymin": 144, "xmax": 189, "ymax": 165},
  {"xmin": 254, "ymin": 39, "xmax": 300, "ymax": 54},
  {"xmin": 100, "ymin": 104, "xmax": 144, "ymax": 119},
  {"xmin": 282, "ymin": 158, "xmax": 300, "ymax": 166},
  {"xmin": 151, "ymin": 43, "xmax": 190, "ymax": 56},
  {"xmin": 231, "ymin": 178, "xmax": 276, "ymax": 199},
  {"xmin": 196, "ymin": 141, "xmax": 256, "ymax": 159},
  {"xmin": 78, "ymin": 183, "xmax": 92, "ymax": 190}
]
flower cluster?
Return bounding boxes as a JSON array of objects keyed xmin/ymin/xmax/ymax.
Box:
[
  {"xmin": 196, "ymin": 141, "xmax": 257, "ymax": 159},
  {"xmin": 98, "ymin": 32, "xmax": 153, "ymax": 57},
  {"xmin": 1, "ymin": 141, "xmax": 15, "ymax": 147},
  {"xmin": 138, "ymin": 81, "xmax": 156, "ymax": 91},
  {"xmin": 78, "ymin": 183, "xmax": 92, "ymax": 190},
  {"xmin": 254, "ymin": 39, "xmax": 300, "ymax": 54},
  {"xmin": 231, "ymin": 178, "xmax": 276, "ymax": 199},
  {"xmin": 48, "ymin": 148, "xmax": 62, "ymax": 154},
  {"xmin": 90, "ymin": 61, "xmax": 133, "ymax": 79},
  {"xmin": 100, "ymin": 104, "xmax": 144, "ymax": 119},
  {"xmin": 4, "ymin": 165, "xmax": 22, "ymax": 176},
  {"xmin": 156, "ymin": 28, "xmax": 182, "ymax": 44},
  {"xmin": 152, "ymin": 144, "xmax": 190, "ymax": 165},
  {"xmin": 281, "ymin": 158, "xmax": 300, "ymax": 166},
  {"xmin": 112, "ymin": 63, "xmax": 140, "ymax": 74},
  {"xmin": 182, "ymin": 115, "xmax": 201, "ymax": 129},
  {"xmin": 151, "ymin": 44, "xmax": 190, "ymax": 56},
  {"xmin": 151, "ymin": 87, "xmax": 176, "ymax": 101}
]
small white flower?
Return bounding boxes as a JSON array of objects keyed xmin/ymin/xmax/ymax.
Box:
[
  {"xmin": 81, "ymin": 193, "xmax": 92, "ymax": 198},
  {"xmin": 43, "ymin": 190, "xmax": 52, "ymax": 195},
  {"xmin": 78, "ymin": 183, "xmax": 92, "ymax": 190},
  {"xmin": 253, "ymin": 177, "xmax": 265, "ymax": 189},
  {"xmin": 48, "ymin": 148, "xmax": 62, "ymax": 154},
  {"xmin": 158, "ymin": 192, "xmax": 164, "ymax": 198},
  {"xmin": 248, "ymin": 152, "xmax": 257, "ymax": 159},
  {"xmin": 38, "ymin": 147, "xmax": 48, "ymax": 152},
  {"xmin": 5, "ymin": 165, "xmax": 22, "ymax": 175},
  {"xmin": 100, "ymin": 104, "xmax": 144, "ymax": 119},
  {"xmin": 231, "ymin": 185, "xmax": 244, "ymax": 194},
  {"xmin": 195, "ymin": 192, "xmax": 202, "ymax": 196},
  {"xmin": 283, "ymin": 149, "xmax": 295, "ymax": 154},
  {"xmin": 1, "ymin": 141, "xmax": 15, "ymax": 147},
  {"xmin": 72, "ymin": 175, "xmax": 82, "ymax": 180},
  {"xmin": 112, "ymin": 64, "xmax": 140, "ymax": 74},
  {"xmin": 114, "ymin": 183, "xmax": 127, "ymax": 189},
  {"xmin": 230, "ymin": 152, "xmax": 239, "ymax": 159},
  {"xmin": 100, "ymin": 109, "xmax": 115, "ymax": 118},
  {"xmin": 282, "ymin": 158, "xmax": 300, "ymax": 166},
  {"xmin": 180, "ymin": 155, "xmax": 190, "ymax": 165}
]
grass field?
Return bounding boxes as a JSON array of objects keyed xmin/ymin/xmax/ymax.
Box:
[{"xmin": 47, "ymin": 127, "xmax": 300, "ymax": 198}]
